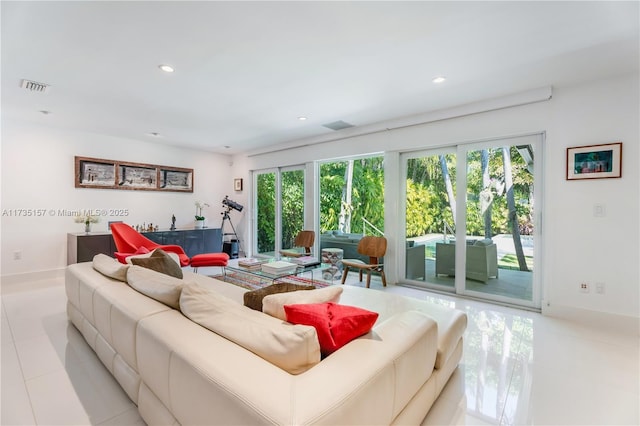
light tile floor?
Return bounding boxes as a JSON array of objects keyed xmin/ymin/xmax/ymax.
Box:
[{"xmin": 2, "ymin": 270, "xmax": 638, "ymax": 425}]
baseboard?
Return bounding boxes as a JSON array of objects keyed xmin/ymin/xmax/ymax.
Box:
[
  {"xmin": 0, "ymin": 268, "xmax": 66, "ymax": 288},
  {"xmin": 542, "ymin": 303, "xmax": 640, "ymax": 337}
]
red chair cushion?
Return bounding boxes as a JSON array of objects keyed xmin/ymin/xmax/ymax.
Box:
[
  {"xmin": 284, "ymin": 302, "xmax": 378, "ymax": 355},
  {"xmin": 114, "ymin": 252, "xmax": 132, "ymax": 264},
  {"xmin": 114, "ymin": 246, "xmax": 150, "ymax": 264},
  {"xmin": 189, "ymin": 253, "xmax": 229, "ymax": 268}
]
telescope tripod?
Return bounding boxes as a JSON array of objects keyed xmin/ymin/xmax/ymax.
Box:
[{"xmin": 221, "ymin": 208, "xmax": 241, "ymax": 258}]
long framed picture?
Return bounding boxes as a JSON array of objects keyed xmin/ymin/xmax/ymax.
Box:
[
  {"xmin": 566, "ymin": 142, "xmax": 622, "ymax": 180},
  {"xmin": 75, "ymin": 156, "xmax": 193, "ymax": 192}
]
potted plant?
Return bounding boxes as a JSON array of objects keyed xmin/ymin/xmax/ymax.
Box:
[
  {"xmin": 74, "ymin": 213, "xmax": 100, "ymax": 233},
  {"xmin": 194, "ymin": 201, "xmax": 209, "ymax": 229}
]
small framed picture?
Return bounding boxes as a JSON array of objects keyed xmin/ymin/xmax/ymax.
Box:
[
  {"xmin": 234, "ymin": 178, "xmax": 243, "ymax": 191},
  {"xmin": 566, "ymin": 142, "xmax": 622, "ymax": 180}
]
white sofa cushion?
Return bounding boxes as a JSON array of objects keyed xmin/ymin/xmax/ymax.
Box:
[
  {"xmin": 93, "ymin": 253, "xmax": 129, "ymax": 282},
  {"xmin": 262, "ymin": 286, "xmax": 343, "ymax": 321},
  {"xmin": 126, "ymin": 265, "xmax": 185, "ymax": 310},
  {"xmin": 180, "ymin": 283, "xmax": 320, "ymax": 374}
]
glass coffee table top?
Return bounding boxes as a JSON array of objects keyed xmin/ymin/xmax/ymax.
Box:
[{"xmin": 226, "ymin": 258, "xmax": 328, "ymax": 283}]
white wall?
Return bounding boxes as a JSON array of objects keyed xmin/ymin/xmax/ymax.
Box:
[
  {"xmin": 238, "ymin": 73, "xmax": 639, "ymax": 325},
  {"xmin": 1, "ymin": 123, "xmax": 235, "ymax": 277}
]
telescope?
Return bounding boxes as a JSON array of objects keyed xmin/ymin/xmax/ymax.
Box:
[{"xmin": 222, "ymin": 196, "xmax": 243, "ymax": 212}]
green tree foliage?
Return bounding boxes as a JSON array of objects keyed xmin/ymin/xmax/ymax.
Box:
[
  {"xmin": 258, "ymin": 146, "xmax": 533, "ymax": 254},
  {"xmin": 405, "ymin": 154, "xmax": 456, "ymax": 238},
  {"xmin": 406, "ymin": 179, "xmax": 435, "ymax": 236},
  {"xmin": 320, "ymin": 157, "xmax": 384, "ymax": 234},
  {"xmin": 256, "ymin": 170, "xmax": 306, "ymax": 253},
  {"xmin": 405, "ymin": 147, "xmax": 533, "ymax": 238},
  {"xmin": 256, "ymin": 172, "xmax": 275, "ymax": 252},
  {"xmin": 281, "ymin": 170, "xmax": 304, "ymax": 249}
]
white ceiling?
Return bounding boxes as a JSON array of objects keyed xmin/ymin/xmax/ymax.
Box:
[{"xmin": 2, "ymin": 1, "xmax": 638, "ymax": 155}]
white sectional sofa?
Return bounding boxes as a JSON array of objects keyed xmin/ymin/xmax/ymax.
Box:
[{"xmin": 65, "ymin": 257, "xmax": 467, "ymax": 425}]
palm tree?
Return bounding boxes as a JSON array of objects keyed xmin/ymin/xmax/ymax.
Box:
[
  {"xmin": 439, "ymin": 154, "xmax": 456, "ymax": 227},
  {"xmin": 502, "ymin": 147, "xmax": 528, "ymax": 271},
  {"xmin": 339, "ymin": 160, "xmax": 354, "ymax": 233}
]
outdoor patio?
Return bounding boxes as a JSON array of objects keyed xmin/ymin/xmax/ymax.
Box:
[
  {"xmin": 414, "ymin": 259, "xmax": 533, "ymax": 301},
  {"xmin": 407, "ymin": 233, "xmax": 534, "ymax": 302}
]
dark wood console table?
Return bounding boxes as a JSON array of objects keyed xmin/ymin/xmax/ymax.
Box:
[{"xmin": 67, "ymin": 227, "xmax": 223, "ymax": 264}]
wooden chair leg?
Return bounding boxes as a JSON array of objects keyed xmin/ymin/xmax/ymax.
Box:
[
  {"xmin": 380, "ymin": 270, "xmax": 387, "ymax": 287},
  {"xmin": 366, "ymin": 270, "xmax": 371, "ymax": 288},
  {"xmin": 341, "ymin": 266, "xmax": 350, "ymax": 284},
  {"xmin": 358, "ymin": 269, "xmax": 363, "ymax": 282}
]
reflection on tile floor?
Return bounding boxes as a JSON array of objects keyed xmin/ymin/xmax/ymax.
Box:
[{"xmin": 1, "ymin": 272, "xmax": 638, "ymax": 425}]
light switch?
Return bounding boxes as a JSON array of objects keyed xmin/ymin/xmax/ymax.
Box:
[{"xmin": 593, "ymin": 204, "xmax": 606, "ymax": 217}]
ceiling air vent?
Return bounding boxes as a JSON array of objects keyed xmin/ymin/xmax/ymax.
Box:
[
  {"xmin": 21, "ymin": 79, "xmax": 50, "ymax": 93},
  {"xmin": 322, "ymin": 120, "xmax": 355, "ymax": 131}
]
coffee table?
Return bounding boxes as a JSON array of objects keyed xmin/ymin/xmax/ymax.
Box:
[{"xmin": 226, "ymin": 258, "xmax": 327, "ymax": 286}]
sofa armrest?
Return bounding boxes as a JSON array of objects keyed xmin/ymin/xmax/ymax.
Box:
[{"xmin": 294, "ymin": 311, "xmax": 437, "ymax": 424}]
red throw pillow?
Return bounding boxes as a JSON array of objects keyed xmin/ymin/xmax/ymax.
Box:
[{"xmin": 284, "ymin": 302, "xmax": 378, "ymax": 355}]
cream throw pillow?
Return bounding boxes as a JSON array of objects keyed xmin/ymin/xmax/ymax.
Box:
[
  {"xmin": 126, "ymin": 265, "xmax": 184, "ymax": 309},
  {"xmin": 262, "ymin": 286, "xmax": 343, "ymax": 321},
  {"xmin": 92, "ymin": 253, "xmax": 129, "ymax": 282},
  {"xmin": 180, "ymin": 283, "xmax": 320, "ymax": 375}
]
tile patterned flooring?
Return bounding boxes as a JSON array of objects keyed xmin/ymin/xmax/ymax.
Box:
[{"xmin": 2, "ymin": 269, "xmax": 638, "ymax": 425}]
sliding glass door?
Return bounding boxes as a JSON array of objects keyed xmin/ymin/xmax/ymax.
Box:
[
  {"xmin": 462, "ymin": 144, "xmax": 536, "ymax": 302},
  {"xmin": 404, "ymin": 149, "xmax": 457, "ymax": 288},
  {"xmin": 254, "ymin": 166, "xmax": 306, "ymax": 257},
  {"xmin": 402, "ymin": 134, "xmax": 542, "ymax": 309}
]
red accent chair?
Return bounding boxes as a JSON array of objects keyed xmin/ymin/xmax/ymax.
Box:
[{"xmin": 110, "ymin": 223, "xmax": 190, "ymax": 266}]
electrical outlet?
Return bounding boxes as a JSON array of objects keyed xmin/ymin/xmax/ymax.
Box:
[
  {"xmin": 595, "ymin": 282, "xmax": 605, "ymax": 294},
  {"xmin": 593, "ymin": 204, "xmax": 606, "ymax": 217},
  {"xmin": 13, "ymin": 250, "xmax": 22, "ymax": 260},
  {"xmin": 580, "ymin": 282, "xmax": 589, "ymax": 293}
]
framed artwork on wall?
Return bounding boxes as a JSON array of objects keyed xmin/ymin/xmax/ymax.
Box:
[
  {"xmin": 234, "ymin": 178, "xmax": 243, "ymax": 191},
  {"xmin": 76, "ymin": 158, "xmax": 116, "ymax": 188},
  {"xmin": 118, "ymin": 164, "xmax": 157, "ymax": 189},
  {"xmin": 159, "ymin": 168, "xmax": 193, "ymax": 191},
  {"xmin": 566, "ymin": 142, "xmax": 622, "ymax": 180},
  {"xmin": 75, "ymin": 156, "xmax": 193, "ymax": 192}
]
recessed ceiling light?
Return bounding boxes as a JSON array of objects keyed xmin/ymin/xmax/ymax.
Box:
[
  {"xmin": 298, "ymin": 116, "xmax": 308, "ymax": 121},
  {"xmin": 432, "ymin": 76, "xmax": 446, "ymax": 84},
  {"xmin": 158, "ymin": 64, "xmax": 175, "ymax": 73},
  {"xmin": 39, "ymin": 110, "xmax": 52, "ymax": 115},
  {"xmin": 224, "ymin": 145, "xmax": 231, "ymax": 149},
  {"xmin": 148, "ymin": 132, "xmax": 161, "ymax": 137}
]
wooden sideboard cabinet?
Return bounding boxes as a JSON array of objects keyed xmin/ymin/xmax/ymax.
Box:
[
  {"xmin": 67, "ymin": 228, "xmax": 223, "ymax": 264},
  {"xmin": 67, "ymin": 232, "xmax": 116, "ymax": 264}
]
